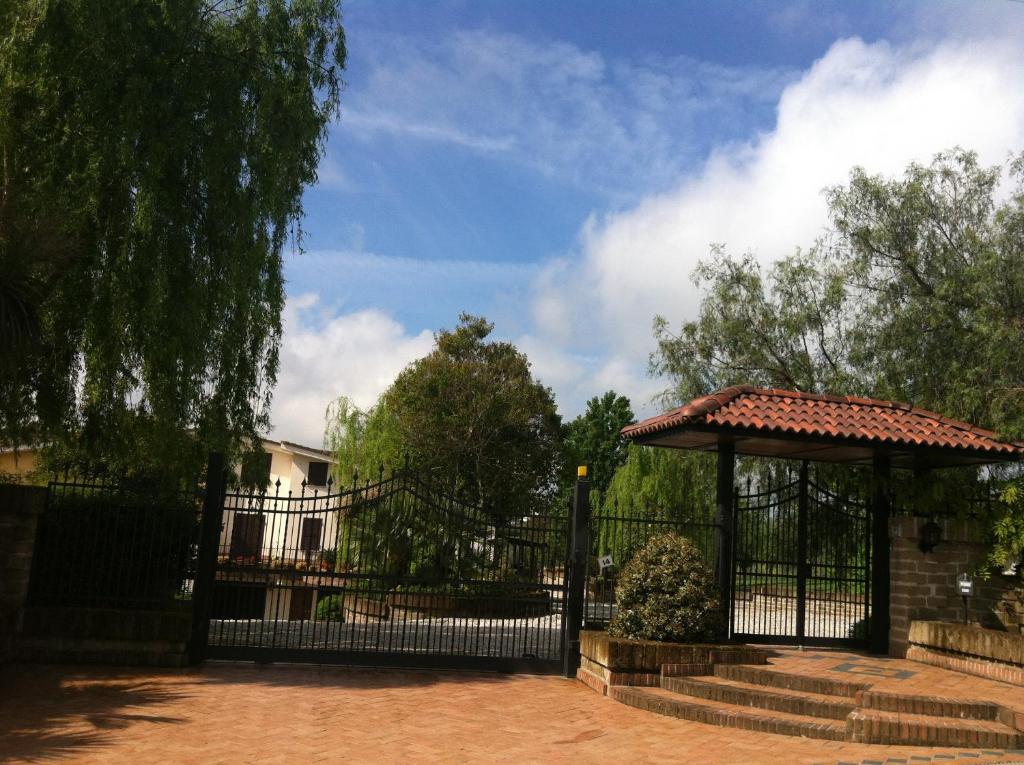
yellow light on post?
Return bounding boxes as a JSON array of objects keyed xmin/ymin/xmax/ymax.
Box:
[{"xmin": 577, "ymin": 465, "xmax": 588, "ymax": 478}]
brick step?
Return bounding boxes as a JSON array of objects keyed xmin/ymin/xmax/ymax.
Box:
[
  {"xmin": 663, "ymin": 675, "xmax": 856, "ymax": 720},
  {"xmin": 847, "ymin": 709, "xmax": 1023, "ymax": 748},
  {"xmin": 609, "ymin": 685, "xmax": 846, "ymax": 741},
  {"xmin": 856, "ymin": 689, "xmax": 1002, "ymax": 721},
  {"xmin": 659, "ymin": 663, "xmax": 713, "ymax": 678},
  {"xmin": 713, "ymin": 663, "xmax": 870, "ymax": 698}
]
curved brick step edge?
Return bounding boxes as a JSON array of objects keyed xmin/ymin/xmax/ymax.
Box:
[
  {"xmin": 577, "ymin": 660, "xmax": 714, "ymax": 695},
  {"xmin": 907, "ymin": 645, "xmax": 1024, "ymax": 688},
  {"xmin": 576, "ymin": 631, "xmax": 767, "ymax": 692},
  {"xmin": 609, "ymin": 686, "xmax": 846, "ymax": 741},
  {"xmin": 846, "ymin": 709, "xmax": 1024, "ymax": 749},
  {"xmin": 661, "ymin": 662, "xmax": 714, "ymax": 678},
  {"xmin": 578, "ymin": 656, "xmax": 662, "ymax": 694},
  {"xmin": 856, "ymin": 689, "xmax": 1002, "ymax": 721},
  {"xmin": 714, "ymin": 664, "xmax": 871, "ymax": 699},
  {"xmin": 663, "ymin": 676, "xmax": 855, "ymax": 720}
]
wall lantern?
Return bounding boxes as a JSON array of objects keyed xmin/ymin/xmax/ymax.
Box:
[{"xmin": 918, "ymin": 518, "xmax": 942, "ymax": 554}]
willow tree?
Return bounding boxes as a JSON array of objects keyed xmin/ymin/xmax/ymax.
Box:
[{"xmin": 0, "ymin": 1, "xmax": 346, "ymax": 480}]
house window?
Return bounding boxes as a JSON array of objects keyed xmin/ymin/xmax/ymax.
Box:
[
  {"xmin": 300, "ymin": 517, "xmax": 323, "ymax": 553},
  {"xmin": 229, "ymin": 513, "xmax": 265, "ymax": 562},
  {"xmin": 307, "ymin": 460, "xmax": 329, "ymax": 486},
  {"xmin": 242, "ymin": 451, "xmax": 273, "ymax": 487}
]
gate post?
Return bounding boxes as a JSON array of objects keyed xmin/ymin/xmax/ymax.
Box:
[
  {"xmin": 562, "ymin": 466, "xmax": 591, "ymax": 678},
  {"xmin": 796, "ymin": 461, "xmax": 809, "ymax": 643},
  {"xmin": 870, "ymin": 454, "xmax": 891, "ymax": 655},
  {"xmin": 715, "ymin": 442, "xmax": 736, "ymax": 637},
  {"xmin": 189, "ymin": 451, "xmax": 227, "ymax": 664}
]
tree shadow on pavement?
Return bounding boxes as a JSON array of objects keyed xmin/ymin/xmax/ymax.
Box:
[
  {"xmin": 196, "ymin": 660, "xmax": 530, "ymax": 692},
  {"xmin": 0, "ymin": 664, "xmax": 190, "ymax": 764}
]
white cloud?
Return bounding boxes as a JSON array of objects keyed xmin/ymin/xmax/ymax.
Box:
[
  {"xmin": 270, "ymin": 295, "xmax": 433, "ymax": 446},
  {"xmin": 342, "ymin": 29, "xmax": 794, "ymax": 199},
  {"xmin": 314, "ymin": 152, "xmax": 357, "ymax": 192},
  {"xmin": 528, "ymin": 34, "xmax": 1024, "ymax": 413},
  {"xmin": 278, "ymin": 28, "xmax": 1024, "ymax": 429}
]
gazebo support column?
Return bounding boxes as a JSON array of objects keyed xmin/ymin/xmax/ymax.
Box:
[
  {"xmin": 871, "ymin": 454, "xmax": 891, "ymax": 654},
  {"xmin": 715, "ymin": 441, "xmax": 736, "ymax": 636}
]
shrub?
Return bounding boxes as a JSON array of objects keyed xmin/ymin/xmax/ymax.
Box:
[
  {"xmin": 608, "ymin": 532, "xmax": 723, "ymax": 643},
  {"xmin": 848, "ymin": 617, "xmax": 868, "ymax": 641},
  {"xmin": 31, "ymin": 489, "xmax": 198, "ymax": 609},
  {"xmin": 315, "ymin": 594, "xmax": 345, "ymax": 622}
]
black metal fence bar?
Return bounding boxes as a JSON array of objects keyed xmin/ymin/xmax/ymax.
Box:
[
  {"xmin": 730, "ymin": 466, "xmax": 872, "ymax": 646},
  {"xmin": 206, "ymin": 469, "xmax": 570, "ymax": 670},
  {"xmin": 29, "ymin": 477, "xmax": 202, "ymax": 610},
  {"xmin": 582, "ymin": 496, "xmax": 718, "ymax": 630}
]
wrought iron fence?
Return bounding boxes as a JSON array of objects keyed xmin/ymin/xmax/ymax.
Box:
[
  {"xmin": 731, "ymin": 464, "xmax": 872, "ymax": 645},
  {"xmin": 583, "ymin": 495, "xmax": 718, "ymax": 629},
  {"xmin": 206, "ymin": 469, "xmax": 570, "ymax": 671},
  {"xmin": 29, "ymin": 476, "xmax": 203, "ymax": 610}
]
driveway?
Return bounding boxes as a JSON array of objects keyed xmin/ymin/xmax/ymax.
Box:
[{"xmin": 1, "ymin": 662, "xmax": 1021, "ymax": 764}]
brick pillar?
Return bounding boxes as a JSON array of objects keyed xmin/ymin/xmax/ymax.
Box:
[
  {"xmin": 0, "ymin": 485, "xmax": 46, "ymax": 662},
  {"xmin": 888, "ymin": 515, "xmax": 1021, "ymax": 657}
]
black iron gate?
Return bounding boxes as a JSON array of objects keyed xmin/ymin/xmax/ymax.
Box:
[
  {"xmin": 196, "ymin": 464, "xmax": 569, "ymax": 673},
  {"xmin": 582, "ymin": 500, "xmax": 719, "ymax": 631},
  {"xmin": 730, "ymin": 462, "xmax": 871, "ymax": 647}
]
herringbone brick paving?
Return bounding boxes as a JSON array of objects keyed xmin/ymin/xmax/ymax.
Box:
[{"xmin": 1, "ymin": 661, "xmax": 1023, "ymax": 765}]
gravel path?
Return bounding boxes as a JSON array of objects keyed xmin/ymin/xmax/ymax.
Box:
[{"xmin": 209, "ymin": 614, "xmax": 565, "ymax": 659}]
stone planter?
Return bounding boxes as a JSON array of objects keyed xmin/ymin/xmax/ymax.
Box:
[
  {"xmin": 343, "ymin": 596, "xmax": 389, "ymax": 622},
  {"xmin": 387, "ymin": 592, "xmax": 458, "ymax": 619},
  {"xmin": 910, "ymin": 620, "xmax": 1024, "ymax": 664},
  {"xmin": 578, "ymin": 629, "xmax": 768, "ymax": 693},
  {"xmin": 907, "ymin": 620, "xmax": 1024, "ymax": 684}
]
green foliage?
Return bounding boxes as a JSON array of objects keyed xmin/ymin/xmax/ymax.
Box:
[
  {"xmin": 561, "ymin": 391, "xmax": 634, "ymax": 498},
  {"xmin": 649, "ymin": 148, "xmax": 1024, "ymax": 566},
  {"xmin": 328, "ymin": 314, "xmax": 563, "ymax": 519},
  {"xmin": 598, "ymin": 444, "xmax": 717, "ymax": 574},
  {"xmin": 987, "ymin": 484, "xmax": 1024, "ymax": 575},
  {"xmin": 608, "ymin": 533, "xmax": 723, "ymax": 643},
  {"xmin": 0, "ymin": 1, "xmax": 346, "ymax": 483},
  {"xmin": 651, "ymin": 247, "xmax": 853, "ymax": 402},
  {"xmin": 32, "ymin": 489, "xmax": 197, "ymax": 608},
  {"xmin": 604, "ymin": 444, "xmax": 716, "ymax": 523},
  {"xmin": 324, "ymin": 395, "xmax": 403, "ymax": 487},
  {"xmin": 315, "ymin": 594, "xmax": 344, "ymax": 622}
]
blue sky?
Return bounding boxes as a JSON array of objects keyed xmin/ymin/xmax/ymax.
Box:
[{"xmin": 272, "ymin": 0, "xmax": 1024, "ymax": 444}]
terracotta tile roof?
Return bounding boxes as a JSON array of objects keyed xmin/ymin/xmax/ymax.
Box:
[{"xmin": 622, "ymin": 385, "xmax": 1023, "ymax": 458}]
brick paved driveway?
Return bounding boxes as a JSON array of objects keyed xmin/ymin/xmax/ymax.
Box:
[{"xmin": 2, "ymin": 662, "xmax": 1023, "ymax": 765}]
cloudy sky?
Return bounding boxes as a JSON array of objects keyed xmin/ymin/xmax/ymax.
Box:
[{"xmin": 272, "ymin": 0, "xmax": 1024, "ymax": 446}]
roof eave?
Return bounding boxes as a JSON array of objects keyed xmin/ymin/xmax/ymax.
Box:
[{"xmin": 628, "ymin": 421, "xmax": 1022, "ymax": 468}]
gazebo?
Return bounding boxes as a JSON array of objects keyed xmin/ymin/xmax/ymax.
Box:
[{"xmin": 621, "ymin": 385, "xmax": 1023, "ymax": 653}]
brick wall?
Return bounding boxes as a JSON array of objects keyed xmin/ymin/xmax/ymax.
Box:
[
  {"xmin": 0, "ymin": 485, "xmax": 46, "ymax": 663},
  {"xmin": 889, "ymin": 515, "xmax": 1023, "ymax": 657}
]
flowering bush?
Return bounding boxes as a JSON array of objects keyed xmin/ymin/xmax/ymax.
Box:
[{"xmin": 608, "ymin": 532, "xmax": 723, "ymax": 642}]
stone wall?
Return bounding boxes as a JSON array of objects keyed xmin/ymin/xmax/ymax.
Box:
[
  {"xmin": 889, "ymin": 515, "xmax": 1023, "ymax": 656},
  {"xmin": 0, "ymin": 484, "xmax": 46, "ymax": 663}
]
